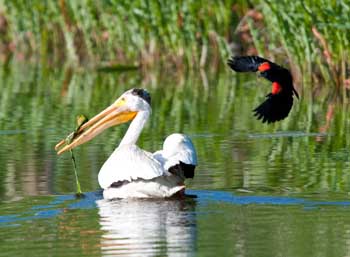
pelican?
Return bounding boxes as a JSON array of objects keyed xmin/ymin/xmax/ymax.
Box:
[{"xmin": 55, "ymin": 88, "xmax": 197, "ymax": 199}]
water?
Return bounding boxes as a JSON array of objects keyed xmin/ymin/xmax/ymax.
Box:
[
  {"xmin": 1, "ymin": 63, "xmax": 350, "ymax": 256},
  {"xmin": 2, "ymin": 191, "xmax": 350, "ymax": 257}
]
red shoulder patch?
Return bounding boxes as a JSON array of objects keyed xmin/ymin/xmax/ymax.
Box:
[
  {"xmin": 271, "ymin": 82, "xmax": 282, "ymax": 94},
  {"xmin": 258, "ymin": 62, "xmax": 271, "ymax": 72}
]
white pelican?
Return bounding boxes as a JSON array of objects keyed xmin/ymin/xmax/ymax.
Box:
[{"xmin": 55, "ymin": 88, "xmax": 197, "ymax": 199}]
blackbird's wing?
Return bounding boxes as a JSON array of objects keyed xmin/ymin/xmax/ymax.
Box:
[
  {"xmin": 227, "ymin": 56, "xmax": 271, "ymax": 72},
  {"xmin": 253, "ymin": 92, "xmax": 294, "ymax": 123}
]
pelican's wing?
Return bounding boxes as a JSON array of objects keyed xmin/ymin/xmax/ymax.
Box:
[
  {"xmin": 153, "ymin": 147, "xmax": 196, "ymax": 170},
  {"xmin": 98, "ymin": 145, "xmax": 166, "ymax": 189},
  {"xmin": 153, "ymin": 133, "xmax": 197, "ymax": 179},
  {"xmin": 153, "ymin": 133, "xmax": 197, "ymax": 169}
]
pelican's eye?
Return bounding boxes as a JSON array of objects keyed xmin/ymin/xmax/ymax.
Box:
[{"xmin": 115, "ymin": 97, "xmax": 127, "ymax": 107}]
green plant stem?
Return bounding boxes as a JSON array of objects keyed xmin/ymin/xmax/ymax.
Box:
[{"xmin": 69, "ymin": 149, "xmax": 82, "ymax": 195}]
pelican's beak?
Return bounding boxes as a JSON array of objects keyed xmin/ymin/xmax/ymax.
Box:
[{"xmin": 55, "ymin": 97, "xmax": 137, "ymax": 155}]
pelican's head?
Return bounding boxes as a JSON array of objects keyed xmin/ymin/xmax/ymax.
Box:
[
  {"xmin": 115, "ymin": 88, "xmax": 151, "ymax": 113},
  {"xmin": 55, "ymin": 88, "xmax": 151, "ymax": 155}
]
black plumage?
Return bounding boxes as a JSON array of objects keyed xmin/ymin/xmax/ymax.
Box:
[
  {"xmin": 168, "ymin": 161, "xmax": 196, "ymax": 179},
  {"xmin": 132, "ymin": 88, "xmax": 151, "ymax": 105}
]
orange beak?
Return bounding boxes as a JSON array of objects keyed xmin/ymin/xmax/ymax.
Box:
[{"xmin": 55, "ymin": 98, "xmax": 137, "ymax": 155}]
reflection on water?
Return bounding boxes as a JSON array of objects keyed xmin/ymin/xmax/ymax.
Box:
[
  {"xmin": 1, "ymin": 190, "xmax": 350, "ymax": 257},
  {"xmin": 97, "ymin": 198, "xmax": 196, "ymax": 256}
]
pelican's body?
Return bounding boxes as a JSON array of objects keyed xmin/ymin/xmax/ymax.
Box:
[
  {"xmin": 100, "ymin": 134, "xmax": 196, "ymax": 199},
  {"xmin": 56, "ymin": 88, "xmax": 197, "ymax": 199}
]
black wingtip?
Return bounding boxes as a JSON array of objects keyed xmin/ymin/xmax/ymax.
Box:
[
  {"xmin": 168, "ymin": 161, "xmax": 196, "ymax": 179},
  {"xmin": 227, "ymin": 57, "xmax": 240, "ymax": 71}
]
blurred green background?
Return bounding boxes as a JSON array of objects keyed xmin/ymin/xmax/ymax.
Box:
[{"xmin": 0, "ymin": 0, "xmax": 349, "ymax": 85}]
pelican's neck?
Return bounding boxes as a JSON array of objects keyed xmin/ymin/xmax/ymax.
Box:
[{"xmin": 119, "ymin": 109, "xmax": 150, "ymax": 146}]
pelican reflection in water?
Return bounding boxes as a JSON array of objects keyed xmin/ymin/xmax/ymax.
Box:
[
  {"xmin": 56, "ymin": 88, "xmax": 197, "ymax": 199},
  {"xmin": 97, "ymin": 198, "xmax": 196, "ymax": 256}
]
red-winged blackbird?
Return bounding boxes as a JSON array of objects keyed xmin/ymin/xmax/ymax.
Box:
[{"xmin": 228, "ymin": 56, "xmax": 299, "ymax": 123}]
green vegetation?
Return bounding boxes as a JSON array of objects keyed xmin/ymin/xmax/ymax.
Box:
[
  {"xmin": 247, "ymin": 0, "xmax": 350, "ymax": 86},
  {"xmin": 0, "ymin": 1, "xmax": 348, "ymax": 81},
  {"xmin": 0, "ymin": 0, "xmax": 246, "ymax": 68}
]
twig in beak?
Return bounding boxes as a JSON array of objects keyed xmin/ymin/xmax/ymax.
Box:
[{"xmin": 58, "ymin": 114, "xmax": 89, "ymax": 198}]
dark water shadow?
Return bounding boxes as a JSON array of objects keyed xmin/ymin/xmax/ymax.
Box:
[{"xmin": 188, "ymin": 190, "xmax": 350, "ymax": 207}]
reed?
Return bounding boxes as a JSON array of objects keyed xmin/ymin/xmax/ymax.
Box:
[
  {"xmin": 0, "ymin": 0, "xmax": 249, "ymax": 68},
  {"xmin": 246, "ymin": 0, "xmax": 349, "ymax": 87},
  {"xmin": 0, "ymin": 0, "xmax": 348, "ymax": 86}
]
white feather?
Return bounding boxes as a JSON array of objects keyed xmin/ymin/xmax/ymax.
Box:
[
  {"xmin": 102, "ymin": 175, "xmax": 184, "ymax": 199},
  {"xmin": 153, "ymin": 133, "xmax": 197, "ymax": 170},
  {"xmin": 98, "ymin": 144, "xmax": 168, "ymax": 189}
]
